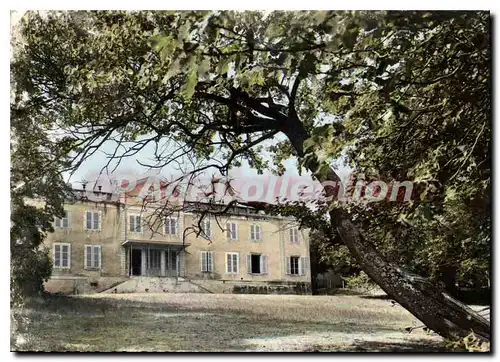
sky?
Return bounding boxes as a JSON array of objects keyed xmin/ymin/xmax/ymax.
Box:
[
  {"xmin": 66, "ymin": 131, "xmax": 352, "ymax": 192},
  {"xmin": 66, "ymin": 133, "xmax": 354, "ymax": 209}
]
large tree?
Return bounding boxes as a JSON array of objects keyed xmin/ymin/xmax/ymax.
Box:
[
  {"xmin": 11, "ymin": 10, "xmax": 490, "ymax": 341},
  {"xmin": 11, "ymin": 14, "xmax": 74, "ymax": 347},
  {"xmin": 10, "ymin": 14, "xmax": 73, "ymax": 298}
]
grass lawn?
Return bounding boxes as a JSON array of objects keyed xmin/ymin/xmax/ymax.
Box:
[{"xmin": 12, "ymin": 292, "xmax": 447, "ymax": 352}]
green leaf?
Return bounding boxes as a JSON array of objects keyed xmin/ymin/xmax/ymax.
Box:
[
  {"xmin": 216, "ymin": 57, "xmax": 231, "ymax": 75},
  {"xmin": 313, "ymin": 11, "xmax": 329, "ymax": 25},
  {"xmin": 316, "ymin": 163, "xmax": 331, "ymax": 179},
  {"xmin": 183, "ymin": 68, "xmax": 198, "ymax": 100},
  {"xmin": 151, "ymin": 35, "xmax": 178, "ymax": 60},
  {"xmin": 197, "ymin": 56, "xmax": 211, "ymax": 81},
  {"xmin": 303, "ymin": 137, "xmax": 316, "ymax": 152}
]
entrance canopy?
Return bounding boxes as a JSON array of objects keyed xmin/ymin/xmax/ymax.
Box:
[
  {"xmin": 123, "ymin": 240, "xmax": 188, "ymax": 277},
  {"xmin": 122, "ymin": 239, "xmax": 189, "ymax": 247}
]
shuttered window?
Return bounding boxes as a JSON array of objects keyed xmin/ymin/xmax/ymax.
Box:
[
  {"xmin": 250, "ymin": 224, "xmax": 262, "ymax": 241},
  {"xmin": 53, "ymin": 243, "xmax": 71, "ymax": 269},
  {"xmin": 201, "ymin": 218, "xmax": 211, "ymax": 238},
  {"xmin": 85, "ymin": 211, "xmax": 101, "ymax": 231},
  {"xmin": 289, "ymin": 227, "xmax": 300, "ymax": 243},
  {"xmin": 247, "ymin": 254, "xmax": 268, "ymax": 275},
  {"xmin": 226, "ymin": 253, "xmax": 239, "ymax": 274},
  {"xmin": 300, "ymin": 257, "xmax": 308, "ymax": 276},
  {"xmin": 54, "ymin": 211, "xmax": 71, "ymax": 229},
  {"xmin": 247, "ymin": 254, "xmax": 253, "ymax": 274},
  {"xmin": 260, "ymin": 255, "xmax": 268, "ymax": 275},
  {"xmin": 286, "ymin": 256, "xmax": 308, "ymax": 276},
  {"xmin": 165, "ymin": 217, "xmax": 178, "ymax": 235},
  {"xmin": 84, "ymin": 245, "xmax": 102, "ymax": 269},
  {"xmin": 288, "ymin": 256, "xmax": 300, "ymax": 275},
  {"xmin": 226, "ymin": 222, "xmax": 238, "ymax": 241},
  {"xmin": 129, "ymin": 215, "xmax": 142, "ymax": 233},
  {"xmin": 200, "ymin": 251, "xmax": 214, "ymax": 272}
]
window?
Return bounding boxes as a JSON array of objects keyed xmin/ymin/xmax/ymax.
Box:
[
  {"xmin": 165, "ymin": 217, "xmax": 178, "ymax": 235},
  {"xmin": 55, "ymin": 211, "xmax": 71, "ymax": 229},
  {"xmin": 287, "ymin": 256, "xmax": 308, "ymax": 276},
  {"xmin": 85, "ymin": 211, "xmax": 101, "ymax": 231},
  {"xmin": 247, "ymin": 254, "xmax": 268, "ymax": 275},
  {"xmin": 250, "ymin": 224, "xmax": 262, "ymax": 241},
  {"xmin": 226, "ymin": 222, "xmax": 238, "ymax": 241},
  {"xmin": 148, "ymin": 187, "xmax": 156, "ymax": 202},
  {"xmin": 289, "ymin": 227, "xmax": 300, "ymax": 243},
  {"xmin": 200, "ymin": 251, "xmax": 214, "ymax": 272},
  {"xmin": 288, "ymin": 256, "xmax": 300, "ymax": 275},
  {"xmin": 53, "ymin": 243, "xmax": 71, "ymax": 269},
  {"xmin": 85, "ymin": 245, "xmax": 101, "ymax": 269},
  {"xmin": 226, "ymin": 252, "xmax": 239, "ymax": 274},
  {"xmin": 129, "ymin": 215, "xmax": 142, "ymax": 233},
  {"xmin": 141, "ymin": 185, "xmax": 159, "ymax": 202},
  {"xmin": 201, "ymin": 218, "xmax": 211, "ymax": 238}
]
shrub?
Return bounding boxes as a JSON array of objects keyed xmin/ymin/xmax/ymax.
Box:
[
  {"xmin": 343, "ymin": 271, "xmax": 375, "ymax": 290},
  {"xmin": 11, "ymin": 246, "xmax": 52, "ymax": 300}
]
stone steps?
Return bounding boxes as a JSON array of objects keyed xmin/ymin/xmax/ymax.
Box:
[{"xmin": 100, "ymin": 276, "xmax": 207, "ymax": 294}]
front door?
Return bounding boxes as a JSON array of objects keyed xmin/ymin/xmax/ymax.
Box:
[
  {"xmin": 168, "ymin": 250, "xmax": 178, "ymax": 277},
  {"xmin": 131, "ymin": 249, "xmax": 142, "ymax": 276}
]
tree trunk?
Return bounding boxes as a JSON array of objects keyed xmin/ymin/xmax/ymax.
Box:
[
  {"xmin": 309, "ymin": 242, "xmax": 319, "ymax": 295},
  {"xmin": 335, "ymin": 215, "xmax": 490, "ymax": 341},
  {"xmin": 282, "ymin": 119, "xmax": 491, "ymax": 341},
  {"xmin": 439, "ymin": 264, "xmax": 459, "ymax": 297}
]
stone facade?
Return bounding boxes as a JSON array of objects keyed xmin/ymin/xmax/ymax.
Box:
[
  {"xmin": 42, "ymin": 188, "xmax": 312, "ymax": 292},
  {"xmin": 183, "ymin": 213, "xmax": 311, "ymax": 283},
  {"xmin": 46, "ymin": 200, "xmax": 124, "ymax": 278}
]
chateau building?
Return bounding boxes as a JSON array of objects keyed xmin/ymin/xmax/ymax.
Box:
[{"xmin": 42, "ymin": 180, "xmax": 311, "ymax": 293}]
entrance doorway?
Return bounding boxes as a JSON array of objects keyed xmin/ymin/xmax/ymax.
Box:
[
  {"xmin": 168, "ymin": 250, "xmax": 178, "ymax": 277},
  {"xmin": 131, "ymin": 249, "xmax": 142, "ymax": 276},
  {"xmin": 251, "ymin": 254, "xmax": 261, "ymax": 274}
]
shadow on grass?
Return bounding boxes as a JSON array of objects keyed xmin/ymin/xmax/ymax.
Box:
[
  {"xmin": 316, "ymin": 340, "xmax": 451, "ymax": 352},
  {"xmin": 15, "ymin": 294, "xmax": 443, "ymax": 352},
  {"xmin": 359, "ymin": 294, "xmax": 392, "ymax": 300}
]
